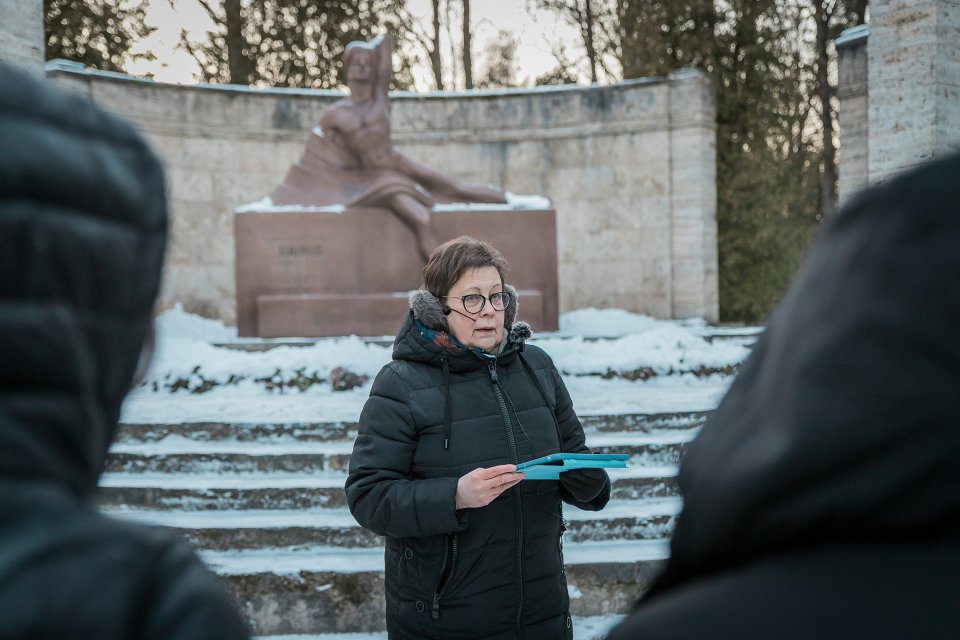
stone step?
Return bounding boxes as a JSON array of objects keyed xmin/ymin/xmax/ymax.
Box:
[
  {"xmin": 103, "ymin": 498, "xmax": 681, "ymax": 550},
  {"xmin": 253, "ymin": 614, "xmax": 626, "ymax": 640},
  {"xmin": 579, "ymin": 410, "xmax": 709, "ymax": 433},
  {"xmin": 114, "ymin": 410, "xmax": 709, "ymax": 445},
  {"xmin": 97, "ymin": 467, "xmax": 680, "ymax": 511},
  {"xmin": 204, "ymin": 540, "xmax": 669, "ymax": 635},
  {"xmin": 114, "ymin": 421, "xmax": 357, "ymax": 445},
  {"xmin": 105, "ymin": 431, "xmax": 695, "ymax": 475}
]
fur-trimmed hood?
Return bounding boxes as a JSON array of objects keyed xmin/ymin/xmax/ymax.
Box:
[{"xmin": 408, "ymin": 282, "xmax": 532, "ymax": 347}]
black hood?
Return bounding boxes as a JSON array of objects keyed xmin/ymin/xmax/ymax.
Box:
[
  {"xmin": 654, "ymin": 153, "xmax": 960, "ymax": 591},
  {"xmin": 0, "ymin": 64, "xmax": 168, "ymax": 498}
]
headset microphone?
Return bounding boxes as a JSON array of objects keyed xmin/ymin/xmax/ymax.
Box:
[{"xmin": 442, "ymin": 306, "xmax": 477, "ymax": 322}]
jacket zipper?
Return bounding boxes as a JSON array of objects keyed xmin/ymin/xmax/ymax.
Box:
[
  {"xmin": 488, "ymin": 360, "xmax": 524, "ymax": 632},
  {"xmin": 559, "ymin": 507, "xmax": 567, "ymax": 574},
  {"xmin": 431, "ymin": 533, "xmax": 459, "ymax": 620}
]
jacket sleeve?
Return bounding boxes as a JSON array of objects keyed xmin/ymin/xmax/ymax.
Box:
[
  {"xmin": 345, "ymin": 365, "xmax": 468, "ymax": 538},
  {"xmin": 551, "ymin": 365, "xmax": 611, "ymax": 511}
]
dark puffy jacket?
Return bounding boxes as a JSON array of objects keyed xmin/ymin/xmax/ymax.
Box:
[
  {"xmin": 608, "ymin": 154, "xmax": 960, "ymax": 639},
  {"xmin": 346, "ymin": 290, "xmax": 610, "ymax": 640},
  {"xmin": 0, "ymin": 63, "xmax": 250, "ymax": 639}
]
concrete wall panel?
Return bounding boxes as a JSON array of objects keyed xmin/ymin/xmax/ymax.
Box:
[{"xmin": 0, "ymin": 0, "xmax": 43, "ymax": 72}]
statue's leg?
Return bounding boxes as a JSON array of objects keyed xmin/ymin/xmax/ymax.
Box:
[
  {"xmin": 390, "ymin": 193, "xmax": 436, "ymax": 261},
  {"xmin": 396, "ymin": 155, "xmax": 506, "ymax": 204}
]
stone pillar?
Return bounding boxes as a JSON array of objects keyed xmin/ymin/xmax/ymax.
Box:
[
  {"xmin": 0, "ymin": 0, "xmax": 44, "ymax": 73},
  {"xmin": 868, "ymin": 0, "xmax": 960, "ymax": 183},
  {"xmin": 667, "ymin": 69, "xmax": 718, "ymax": 321},
  {"xmin": 836, "ymin": 25, "xmax": 869, "ymax": 205}
]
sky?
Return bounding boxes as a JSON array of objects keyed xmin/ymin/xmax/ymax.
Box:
[{"xmin": 126, "ymin": 0, "xmax": 591, "ymax": 90}]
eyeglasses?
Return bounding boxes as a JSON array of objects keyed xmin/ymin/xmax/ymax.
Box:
[{"xmin": 442, "ymin": 291, "xmax": 511, "ymax": 313}]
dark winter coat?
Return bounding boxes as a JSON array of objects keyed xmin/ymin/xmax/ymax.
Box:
[
  {"xmin": 346, "ymin": 288, "xmax": 611, "ymax": 639},
  {"xmin": 0, "ymin": 63, "xmax": 250, "ymax": 639},
  {"xmin": 607, "ymin": 154, "xmax": 960, "ymax": 639}
]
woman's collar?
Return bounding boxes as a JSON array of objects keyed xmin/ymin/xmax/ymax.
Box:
[{"xmin": 413, "ymin": 317, "xmax": 500, "ymax": 359}]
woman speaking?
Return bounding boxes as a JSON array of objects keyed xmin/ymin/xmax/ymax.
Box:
[{"xmin": 346, "ymin": 235, "xmax": 610, "ymax": 639}]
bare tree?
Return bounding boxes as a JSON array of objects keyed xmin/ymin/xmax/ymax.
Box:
[
  {"xmin": 178, "ymin": 0, "xmax": 414, "ymax": 90},
  {"xmin": 475, "ymin": 29, "xmax": 521, "ymax": 88},
  {"xmin": 223, "ymin": 0, "xmax": 252, "ymax": 84},
  {"xmin": 535, "ymin": 44, "xmax": 580, "ymax": 85},
  {"xmin": 584, "ymin": 0, "xmax": 598, "ymax": 82},
  {"xmin": 813, "ymin": 0, "xmax": 836, "ymax": 214},
  {"xmin": 400, "ymin": 0, "xmax": 445, "ymax": 90},
  {"xmin": 44, "ymin": 0, "xmax": 155, "ymax": 72},
  {"xmin": 535, "ymin": 0, "xmax": 615, "ymax": 83},
  {"xmin": 430, "ymin": 0, "xmax": 445, "ymax": 89},
  {"xmin": 462, "ymin": 0, "xmax": 473, "ymax": 89},
  {"xmin": 812, "ymin": 0, "xmax": 869, "ymax": 215}
]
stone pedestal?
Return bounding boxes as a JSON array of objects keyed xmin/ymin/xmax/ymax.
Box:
[{"xmin": 235, "ymin": 203, "xmax": 558, "ymax": 337}]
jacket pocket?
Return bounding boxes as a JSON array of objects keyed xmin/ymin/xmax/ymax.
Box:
[{"xmin": 430, "ymin": 532, "xmax": 459, "ymax": 621}]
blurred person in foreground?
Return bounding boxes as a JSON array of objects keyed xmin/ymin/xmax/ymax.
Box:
[
  {"xmin": 608, "ymin": 153, "xmax": 960, "ymax": 639},
  {"xmin": 0, "ymin": 63, "xmax": 250, "ymax": 639},
  {"xmin": 346, "ymin": 235, "xmax": 611, "ymax": 639}
]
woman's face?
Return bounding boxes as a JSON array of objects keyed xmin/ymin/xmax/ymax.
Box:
[{"xmin": 444, "ymin": 265, "xmax": 505, "ymax": 352}]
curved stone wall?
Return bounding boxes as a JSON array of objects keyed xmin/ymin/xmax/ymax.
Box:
[
  {"xmin": 0, "ymin": 0, "xmax": 43, "ymax": 73},
  {"xmin": 48, "ymin": 63, "xmax": 717, "ymax": 325}
]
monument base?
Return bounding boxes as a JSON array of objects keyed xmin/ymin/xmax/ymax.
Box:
[
  {"xmin": 235, "ymin": 202, "xmax": 558, "ymax": 337},
  {"xmin": 257, "ymin": 290, "xmax": 548, "ymax": 338}
]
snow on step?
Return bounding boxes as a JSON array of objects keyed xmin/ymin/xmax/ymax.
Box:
[
  {"xmin": 199, "ymin": 539, "xmax": 671, "ymax": 576},
  {"xmin": 114, "ymin": 409, "xmax": 709, "ymax": 444},
  {"xmin": 97, "ymin": 468, "xmax": 680, "ymax": 511},
  {"xmin": 109, "ymin": 439, "xmax": 357, "ymax": 455},
  {"xmin": 120, "ymin": 374, "xmax": 733, "ymax": 425},
  {"xmin": 99, "ymin": 464, "xmax": 678, "ymax": 489},
  {"xmin": 99, "ymin": 497, "xmax": 681, "ymax": 549},
  {"xmin": 102, "ymin": 498, "xmax": 681, "ymax": 530},
  {"xmin": 99, "ymin": 473, "xmax": 348, "ymax": 489},
  {"xmin": 103, "ymin": 506, "xmax": 361, "ymax": 529},
  {"xmin": 105, "ymin": 430, "xmax": 695, "ymax": 474},
  {"xmin": 108, "ymin": 430, "xmax": 694, "ymax": 455}
]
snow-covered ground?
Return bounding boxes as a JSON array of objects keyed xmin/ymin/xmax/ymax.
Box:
[{"xmin": 121, "ymin": 305, "xmax": 759, "ymax": 424}]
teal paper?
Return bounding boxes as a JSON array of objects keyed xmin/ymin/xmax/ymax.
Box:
[{"xmin": 514, "ymin": 453, "xmax": 628, "ymax": 480}]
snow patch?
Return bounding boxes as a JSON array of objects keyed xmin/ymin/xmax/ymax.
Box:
[
  {"xmin": 234, "ymin": 197, "xmax": 346, "ymax": 214},
  {"xmin": 124, "ymin": 306, "xmax": 752, "ymax": 422}
]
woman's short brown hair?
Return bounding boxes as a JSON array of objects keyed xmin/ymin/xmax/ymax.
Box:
[{"xmin": 422, "ymin": 236, "xmax": 508, "ymax": 298}]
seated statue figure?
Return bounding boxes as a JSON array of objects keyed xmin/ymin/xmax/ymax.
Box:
[{"xmin": 271, "ymin": 35, "xmax": 506, "ymax": 260}]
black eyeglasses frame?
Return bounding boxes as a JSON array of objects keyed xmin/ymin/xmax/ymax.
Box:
[{"xmin": 441, "ymin": 291, "xmax": 511, "ymax": 314}]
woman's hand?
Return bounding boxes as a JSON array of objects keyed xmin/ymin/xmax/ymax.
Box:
[{"xmin": 455, "ymin": 465, "xmax": 523, "ymax": 509}]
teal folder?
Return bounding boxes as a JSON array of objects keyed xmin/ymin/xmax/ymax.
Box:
[{"xmin": 514, "ymin": 453, "xmax": 628, "ymax": 480}]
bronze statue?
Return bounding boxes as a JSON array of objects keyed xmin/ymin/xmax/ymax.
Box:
[{"xmin": 272, "ymin": 35, "xmax": 506, "ymax": 260}]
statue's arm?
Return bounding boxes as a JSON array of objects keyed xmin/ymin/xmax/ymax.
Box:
[
  {"xmin": 319, "ymin": 105, "xmax": 342, "ymax": 142},
  {"xmin": 372, "ymin": 34, "xmax": 395, "ymax": 101}
]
